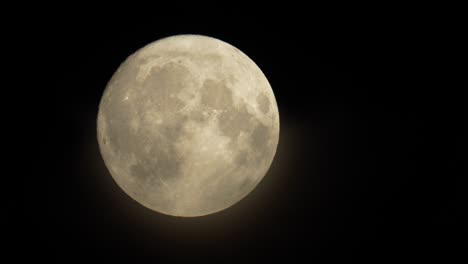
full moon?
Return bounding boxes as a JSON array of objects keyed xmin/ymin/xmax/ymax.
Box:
[{"xmin": 97, "ymin": 34, "xmax": 279, "ymax": 217}]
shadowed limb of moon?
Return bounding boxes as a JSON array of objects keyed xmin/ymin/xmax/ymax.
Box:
[{"xmin": 97, "ymin": 34, "xmax": 280, "ymax": 217}]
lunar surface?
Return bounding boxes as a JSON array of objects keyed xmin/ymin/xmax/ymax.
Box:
[{"xmin": 97, "ymin": 35, "xmax": 279, "ymax": 217}]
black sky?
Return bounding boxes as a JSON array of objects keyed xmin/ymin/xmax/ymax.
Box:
[{"xmin": 19, "ymin": 10, "xmax": 466, "ymax": 262}]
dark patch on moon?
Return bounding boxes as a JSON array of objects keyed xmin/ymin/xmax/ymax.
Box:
[
  {"xmin": 218, "ymin": 103, "xmax": 254, "ymax": 140},
  {"xmin": 250, "ymin": 122, "xmax": 270, "ymax": 149},
  {"xmin": 149, "ymin": 145, "xmax": 182, "ymax": 182},
  {"xmin": 130, "ymin": 161, "xmax": 153, "ymax": 183},
  {"xmin": 140, "ymin": 62, "xmax": 191, "ymax": 113},
  {"xmin": 158, "ymin": 115, "xmax": 188, "ymax": 137},
  {"xmin": 234, "ymin": 150, "xmax": 249, "ymax": 167},
  {"xmin": 200, "ymin": 78, "xmax": 234, "ymax": 110},
  {"xmin": 105, "ymin": 120, "xmax": 139, "ymax": 155},
  {"xmin": 137, "ymin": 122, "xmax": 187, "ymax": 183},
  {"xmin": 189, "ymin": 109, "xmax": 209, "ymax": 123},
  {"xmin": 126, "ymin": 137, "xmax": 184, "ymax": 199},
  {"xmin": 256, "ymin": 93, "xmax": 270, "ymax": 114},
  {"xmin": 101, "ymin": 61, "xmax": 193, "ymax": 161},
  {"xmin": 109, "ymin": 75, "xmax": 192, "ymax": 189}
]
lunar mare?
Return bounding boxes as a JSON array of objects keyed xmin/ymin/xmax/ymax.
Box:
[{"xmin": 97, "ymin": 35, "xmax": 279, "ymax": 216}]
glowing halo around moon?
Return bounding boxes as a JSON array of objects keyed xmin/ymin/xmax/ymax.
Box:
[{"xmin": 97, "ymin": 34, "xmax": 280, "ymax": 217}]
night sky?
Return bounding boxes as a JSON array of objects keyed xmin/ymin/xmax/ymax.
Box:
[{"xmin": 20, "ymin": 11, "xmax": 465, "ymax": 262}]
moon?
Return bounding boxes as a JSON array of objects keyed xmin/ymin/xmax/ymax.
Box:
[{"xmin": 97, "ymin": 34, "xmax": 279, "ymax": 217}]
